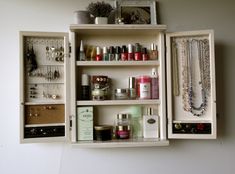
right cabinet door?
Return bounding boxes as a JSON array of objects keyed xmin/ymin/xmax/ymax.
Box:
[{"xmin": 166, "ymin": 30, "xmax": 216, "ymax": 139}]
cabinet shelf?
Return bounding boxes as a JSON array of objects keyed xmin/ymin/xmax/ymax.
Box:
[
  {"xmin": 70, "ymin": 24, "xmax": 167, "ymax": 36},
  {"xmin": 76, "ymin": 99, "xmax": 160, "ymax": 106},
  {"xmin": 72, "ymin": 138, "xmax": 169, "ymax": 148},
  {"xmin": 76, "ymin": 60, "xmax": 159, "ymax": 67}
]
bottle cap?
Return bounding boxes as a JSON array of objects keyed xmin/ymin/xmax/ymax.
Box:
[
  {"xmin": 80, "ymin": 40, "xmax": 84, "ymax": 51},
  {"xmin": 117, "ymin": 113, "xmax": 129, "ymax": 119},
  {"xmin": 129, "ymin": 77, "xmax": 136, "ymax": 89},
  {"xmin": 128, "ymin": 44, "xmax": 133, "ymax": 53},
  {"xmin": 147, "ymin": 107, "xmax": 153, "ymax": 115},
  {"xmin": 152, "ymin": 68, "xmax": 158, "ymax": 76},
  {"xmin": 142, "ymin": 47, "xmax": 147, "ymax": 54},
  {"xmin": 122, "ymin": 45, "xmax": 127, "ymax": 53},
  {"xmin": 96, "ymin": 46, "xmax": 101, "ymax": 55},
  {"xmin": 150, "ymin": 43, "xmax": 157, "ymax": 51},
  {"xmin": 109, "ymin": 46, "xmax": 115, "ymax": 54},
  {"xmin": 115, "ymin": 46, "xmax": 121, "ymax": 54},
  {"xmin": 135, "ymin": 43, "xmax": 141, "ymax": 52},
  {"xmin": 81, "ymin": 74, "xmax": 89, "ymax": 86},
  {"xmin": 103, "ymin": 46, "xmax": 108, "ymax": 54}
]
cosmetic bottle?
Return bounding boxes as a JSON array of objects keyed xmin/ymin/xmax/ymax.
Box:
[
  {"xmin": 96, "ymin": 46, "xmax": 102, "ymax": 61},
  {"xmin": 103, "ymin": 46, "xmax": 109, "ymax": 61},
  {"xmin": 137, "ymin": 75, "xmax": 151, "ymax": 99},
  {"xmin": 115, "ymin": 46, "xmax": 121, "ymax": 61},
  {"xmin": 151, "ymin": 68, "xmax": 159, "ymax": 99},
  {"xmin": 149, "ymin": 43, "xmax": 158, "ymax": 60},
  {"xmin": 142, "ymin": 47, "xmax": 149, "ymax": 61},
  {"xmin": 128, "ymin": 44, "xmax": 134, "ymax": 61},
  {"xmin": 134, "ymin": 43, "xmax": 142, "ymax": 61},
  {"xmin": 143, "ymin": 107, "xmax": 159, "ymax": 138},
  {"xmin": 121, "ymin": 45, "xmax": 128, "ymax": 61},
  {"xmin": 81, "ymin": 74, "xmax": 90, "ymax": 100},
  {"xmin": 79, "ymin": 40, "xmax": 86, "ymax": 61},
  {"xmin": 129, "ymin": 77, "xmax": 136, "ymax": 99},
  {"xmin": 109, "ymin": 46, "xmax": 115, "ymax": 61}
]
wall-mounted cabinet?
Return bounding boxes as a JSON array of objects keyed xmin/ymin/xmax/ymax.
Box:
[{"xmin": 19, "ymin": 25, "xmax": 216, "ymax": 147}]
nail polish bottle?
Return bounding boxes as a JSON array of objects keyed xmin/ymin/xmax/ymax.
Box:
[
  {"xmin": 121, "ymin": 45, "xmax": 128, "ymax": 61},
  {"xmin": 96, "ymin": 46, "xmax": 102, "ymax": 61},
  {"xmin": 149, "ymin": 43, "xmax": 158, "ymax": 60},
  {"xmin": 134, "ymin": 43, "xmax": 142, "ymax": 61},
  {"xmin": 109, "ymin": 46, "xmax": 115, "ymax": 61},
  {"xmin": 103, "ymin": 46, "xmax": 109, "ymax": 61},
  {"xmin": 151, "ymin": 68, "xmax": 159, "ymax": 99},
  {"xmin": 81, "ymin": 74, "xmax": 90, "ymax": 100},
  {"xmin": 128, "ymin": 44, "xmax": 134, "ymax": 61},
  {"xmin": 115, "ymin": 46, "xmax": 121, "ymax": 61},
  {"xmin": 143, "ymin": 107, "xmax": 159, "ymax": 138},
  {"xmin": 79, "ymin": 40, "xmax": 86, "ymax": 61},
  {"xmin": 142, "ymin": 47, "xmax": 149, "ymax": 61}
]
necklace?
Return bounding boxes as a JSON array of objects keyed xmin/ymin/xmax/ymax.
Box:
[
  {"xmin": 172, "ymin": 40, "xmax": 180, "ymax": 96},
  {"xmin": 180, "ymin": 38, "xmax": 210, "ymax": 117}
]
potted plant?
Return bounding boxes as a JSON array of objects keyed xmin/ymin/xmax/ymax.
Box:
[{"xmin": 87, "ymin": 1, "xmax": 113, "ymax": 24}]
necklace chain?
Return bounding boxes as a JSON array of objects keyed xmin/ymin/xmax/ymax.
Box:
[{"xmin": 174, "ymin": 38, "xmax": 210, "ymax": 117}]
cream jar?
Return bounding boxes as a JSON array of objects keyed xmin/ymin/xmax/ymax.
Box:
[{"xmin": 114, "ymin": 88, "xmax": 129, "ymax": 100}]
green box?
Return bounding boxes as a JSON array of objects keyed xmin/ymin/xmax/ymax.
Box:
[{"xmin": 77, "ymin": 106, "xmax": 93, "ymax": 140}]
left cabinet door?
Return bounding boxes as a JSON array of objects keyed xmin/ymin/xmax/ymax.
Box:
[{"xmin": 19, "ymin": 31, "xmax": 70, "ymax": 143}]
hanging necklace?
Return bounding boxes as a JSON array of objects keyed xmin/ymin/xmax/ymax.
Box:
[
  {"xmin": 187, "ymin": 39, "xmax": 210, "ymax": 116},
  {"xmin": 172, "ymin": 40, "xmax": 180, "ymax": 96}
]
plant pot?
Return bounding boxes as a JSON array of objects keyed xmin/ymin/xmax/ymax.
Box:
[
  {"xmin": 74, "ymin": 11, "xmax": 92, "ymax": 24},
  {"xmin": 95, "ymin": 17, "xmax": 108, "ymax": 24}
]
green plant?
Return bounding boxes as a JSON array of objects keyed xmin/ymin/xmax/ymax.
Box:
[{"xmin": 87, "ymin": 1, "xmax": 113, "ymax": 17}]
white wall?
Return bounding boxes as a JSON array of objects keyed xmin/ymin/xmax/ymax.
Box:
[{"xmin": 0, "ymin": 0, "xmax": 234, "ymax": 174}]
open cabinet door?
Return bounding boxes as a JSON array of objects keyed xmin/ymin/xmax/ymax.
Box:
[
  {"xmin": 166, "ymin": 30, "xmax": 216, "ymax": 139},
  {"xmin": 19, "ymin": 31, "xmax": 70, "ymax": 143}
]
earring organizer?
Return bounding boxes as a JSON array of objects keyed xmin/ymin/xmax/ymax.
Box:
[
  {"xmin": 166, "ymin": 30, "xmax": 216, "ymax": 139},
  {"xmin": 20, "ymin": 32, "xmax": 69, "ymax": 141}
]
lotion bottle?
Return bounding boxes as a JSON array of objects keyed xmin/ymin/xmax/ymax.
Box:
[{"xmin": 143, "ymin": 107, "xmax": 159, "ymax": 138}]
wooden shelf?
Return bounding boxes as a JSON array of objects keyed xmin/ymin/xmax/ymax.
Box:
[
  {"xmin": 76, "ymin": 60, "xmax": 159, "ymax": 66},
  {"xmin": 70, "ymin": 24, "xmax": 167, "ymax": 36},
  {"xmin": 77, "ymin": 99, "xmax": 160, "ymax": 106},
  {"xmin": 72, "ymin": 138, "xmax": 169, "ymax": 148}
]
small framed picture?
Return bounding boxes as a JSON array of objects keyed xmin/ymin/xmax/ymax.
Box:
[{"xmin": 115, "ymin": 0, "xmax": 157, "ymax": 24}]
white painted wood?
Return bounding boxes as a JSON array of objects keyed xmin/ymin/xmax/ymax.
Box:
[
  {"xmin": 71, "ymin": 25, "xmax": 168, "ymax": 147},
  {"xmin": 76, "ymin": 60, "xmax": 160, "ymax": 66},
  {"xmin": 72, "ymin": 139, "xmax": 169, "ymax": 148},
  {"xmin": 166, "ymin": 30, "xmax": 217, "ymax": 139},
  {"xmin": 19, "ymin": 31, "xmax": 70, "ymax": 143}
]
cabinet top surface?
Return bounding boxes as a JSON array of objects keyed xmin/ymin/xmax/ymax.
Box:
[{"xmin": 70, "ymin": 24, "xmax": 167, "ymax": 34}]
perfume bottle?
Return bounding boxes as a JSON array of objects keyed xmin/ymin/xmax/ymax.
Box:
[
  {"xmin": 129, "ymin": 77, "xmax": 136, "ymax": 99},
  {"xmin": 96, "ymin": 46, "xmax": 102, "ymax": 61},
  {"xmin": 128, "ymin": 44, "xmax": 134, "ymax": 61},
  {"xmin": 151, "ymin": 68, "xmax": 159, "ymax": 99},
  {"xmin": 81, "ymin": 74, "xmax": 90, "ymax": 100},
  {"xmin": 149, "ymin": 43, "xmax": 158, "ymax": 60},
  {"xmin": 79, "ymin": 40, "xmax": 86, "ymax": 61},
  {"xmin": 143, "ymin": 107, "xmax": 159, "ymax": 138}
]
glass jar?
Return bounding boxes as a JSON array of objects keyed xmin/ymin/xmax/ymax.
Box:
[
  {"xmin": 115, "ymin": 113, "xmax": 131, "ymax": 139},
  {"xmin": 114, "ymin": 88, "xmax": 129, "ymax": 100}
]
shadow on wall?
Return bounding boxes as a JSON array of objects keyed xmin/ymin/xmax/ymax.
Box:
[{"xmin": 215, "ymin": 43, "xmax": 225, "ymax": 139}]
